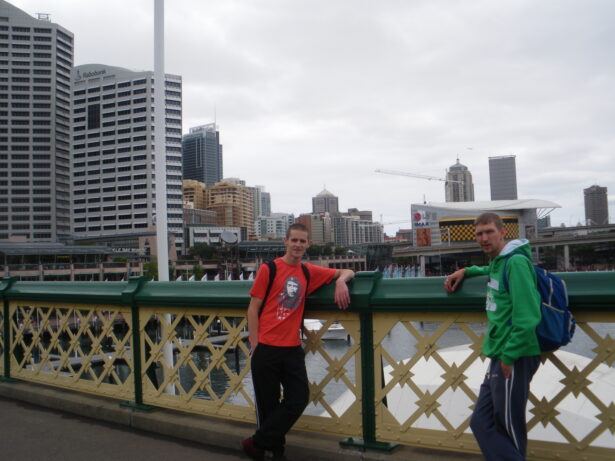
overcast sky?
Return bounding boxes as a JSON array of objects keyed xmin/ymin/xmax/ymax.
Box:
[{"xmin": 14, "ymin": 0, "xmax": 615, "ymax": 234}]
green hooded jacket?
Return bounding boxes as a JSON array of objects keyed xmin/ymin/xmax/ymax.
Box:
[{"xmin": 465, "ymin": 239, "xmax": 541, "ymax": 365}]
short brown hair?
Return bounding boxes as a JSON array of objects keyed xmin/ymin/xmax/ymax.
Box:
[
  {"xmin": 286, "ymin": 222, "xmax": 309, "ymax": 238},
  {"xmin": 474, "ymin": 212, "xmax": 504, "ymax": 230}
]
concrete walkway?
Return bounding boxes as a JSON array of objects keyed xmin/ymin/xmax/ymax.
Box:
[
  {"xmin": 0, "ymin": 396, "xmax": 244, "ymax": 461},
  {"xmin": 0, "ymin": 381, "xmax": 481, "ymax": 461}
]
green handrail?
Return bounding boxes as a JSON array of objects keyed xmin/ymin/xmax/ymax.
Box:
[{"xmin": 5, "ymin": 272, "xmax": 614, "ymax": 311}]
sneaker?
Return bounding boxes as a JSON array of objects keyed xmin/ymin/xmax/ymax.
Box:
[{"xmin": 241, "ymin": 437, "xmax": 265, "ymax": 461}]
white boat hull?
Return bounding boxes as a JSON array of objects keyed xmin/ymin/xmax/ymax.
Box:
[{"xmin": 303, "ymin": 319, "xmax": 348, "ymax": 341}]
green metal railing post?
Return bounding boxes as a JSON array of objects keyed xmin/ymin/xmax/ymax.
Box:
[
  {"xmin": 339, "ymin": 271, "xmax": 398, "ymax": 452},
  {"xmin": 0, "ymin": 277, "xmax": 17, "ymax": 382},
  {"xmin": 120, "ymin": 276, "xmax": 153, "ymax": 411}
]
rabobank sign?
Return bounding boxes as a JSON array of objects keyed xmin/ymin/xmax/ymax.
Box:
[
  {"xmin": 83, "ymin": 69, "xmax": 107, "ymax": 79},
  {"xmin": 76, "ymin": 68, "xmax": 107, "ymax": 81}
]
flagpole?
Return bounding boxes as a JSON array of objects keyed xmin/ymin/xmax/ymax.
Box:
[{"xmin": 154, "ymin": 0, "xmax": 175, "ymax": 395}]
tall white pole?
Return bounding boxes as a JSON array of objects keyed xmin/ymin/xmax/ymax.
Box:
[
  {"xmin": 154, "ymin": 0, "xmax": 175, "ymax": 395},
  {"xmin": 154, "ymin": 0, "xmax": 169, "ymax": 276}
]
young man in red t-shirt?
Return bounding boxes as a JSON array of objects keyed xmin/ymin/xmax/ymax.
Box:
[{"xmin": 241, "ymin": 223, "xmax": 354, "ymax": 461}]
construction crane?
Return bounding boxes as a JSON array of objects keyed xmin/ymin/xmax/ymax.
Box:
[{"xmin": 375, "ymin": 168, "xmax": 463, "ymax": 184}]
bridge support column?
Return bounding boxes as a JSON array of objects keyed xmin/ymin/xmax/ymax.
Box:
[
  {"xmin": 0, "ymin": 277, "xmax": 17, "ymax": 382},
  {"xmin": 340, "ymin": 272, "xmax": 398, "ymax": 453},
  {"xmin": 120, "ymin": 276, "xmax": 153, "ymax": 412}
]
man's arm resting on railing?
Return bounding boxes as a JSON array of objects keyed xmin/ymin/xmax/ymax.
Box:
[
  {"xmin": 247, "ymin": 297, "xmax": 263, "ymax": 351},
  {"xmin": 444, "ymin": 265, "xmax": 489, "ymax": 292},
  {"xmin": 332, "ymin": 269, "xmax": 354, "ymax": 310}
]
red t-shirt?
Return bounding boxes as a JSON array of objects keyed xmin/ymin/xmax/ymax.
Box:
[{"xmin": 250, "ymin": 258, "xmax": 336, "ymax": 347}]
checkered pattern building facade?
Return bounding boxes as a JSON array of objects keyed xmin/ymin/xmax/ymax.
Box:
[{"xmin": 440, "ymin": 217, "xmax": 519, "ymax": 242}]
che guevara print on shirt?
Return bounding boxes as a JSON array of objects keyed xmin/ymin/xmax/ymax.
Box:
[{"xmin": 275, "ymin": 275, "xmax": 302, "ymax": 320}]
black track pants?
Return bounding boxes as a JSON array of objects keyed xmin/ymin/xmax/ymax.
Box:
[{"xmin": 251, "ymin": 343, "xmax": 309, "ymax": 451}]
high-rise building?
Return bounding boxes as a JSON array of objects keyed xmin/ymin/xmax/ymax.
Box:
[
  {"xmin": 489, "ymin": 155, "xmax": 518, "ymax": 200},
  {"xmin": 261, "ymin": 191, "xmax": 271, "ymax": 216},
  {"xmin": 296, "ymin": 213, "xmax": 334, "ymax": 245},
  {"xmin": 312, "ymin": 188, "xmax": 339, "ymax": 214},
  {"xmin": 183, "ymin": 179, "xmax": 207, "ymax": 209},
  {"xmin": 445, "ymin": 158, "xmax": 475, "ymax": 202},
  {"xmin": 254, "ymin": 213, "xmax": 294, "ymax": 240},
  {"xmin": 251, "ymin": 185, "xmax": 271, "ymax": 218},
  {"xmin": 181, "ymin": 123, "xmax": 222, "ymax": 186},
  {"xmin": 584, "ymin": 185, "xmax": 609, "ymax": 226},
  {"xmin": 71, "ymin": 64, "xmax": 184, "ymax": 251},
  {"xmin": 0, "ymin": 1, "xmax": 73, "ymax": 242},
  {"xmin": 332, "ymin": 215, "xmax": 383, "ymax": 247},
  {"xmin": 347, "ymin": 208, "xmax": 373, "ymax": 221},
  {"xmin": 205, "ymin": 178, "xmax": 254, "ymax": 239},
  {"xmin": 537, "ymin": 215, "xmax": 551, "ymax": 230}
]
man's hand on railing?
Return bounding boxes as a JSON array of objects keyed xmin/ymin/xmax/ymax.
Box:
[
  {"xmin": 333, "ymin": 269, "xmax": 354, "ymax": 310},
  {"xmin": 334, "ymin": 279, "xmax": 351, "ymax": 310},
  {"xmin": 444, "ymin": 268, "xmax": 465, "ymax": 293}
]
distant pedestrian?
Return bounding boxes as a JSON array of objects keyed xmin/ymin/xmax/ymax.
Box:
[
  {"xmin": 444, "ymin": 212, "xmax": 541, "ymax": 460},
  {"xmin": 242, "ymin": 223, "xmax": 354, "ymax": 461}
]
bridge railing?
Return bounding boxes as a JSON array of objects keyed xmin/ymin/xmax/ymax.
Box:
[{"xmin": 0, "ymin": 273, "xmax": 614, "ymax": 461}]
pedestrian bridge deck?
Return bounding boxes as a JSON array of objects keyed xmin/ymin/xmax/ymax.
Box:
[{"xmin": 0, "ymin": 272, "xmax": 613, "ymax": 460}]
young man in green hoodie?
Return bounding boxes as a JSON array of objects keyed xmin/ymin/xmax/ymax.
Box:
[{"xmin": 444, "ymin": 212, "xmax": 541, "ymax": 461}]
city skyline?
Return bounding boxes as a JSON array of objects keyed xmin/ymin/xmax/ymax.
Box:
[{"xmin": 7, "ymin": 0, "xmax": 615, "ymax": 234}]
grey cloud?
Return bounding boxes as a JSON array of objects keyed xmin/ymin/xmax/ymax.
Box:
[{"xmin": 13, "ymin": 0, "xmax": 615, "ymax": 232}]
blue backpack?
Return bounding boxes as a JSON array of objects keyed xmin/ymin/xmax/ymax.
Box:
[{"xmin": 503, "ymin": 255, "xmax": 576, "ymax": 352}]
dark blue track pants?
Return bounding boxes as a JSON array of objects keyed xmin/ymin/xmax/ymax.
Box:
[{"xmin": 471, "ymin": 356, "xmax": 540, "ymax": 461}]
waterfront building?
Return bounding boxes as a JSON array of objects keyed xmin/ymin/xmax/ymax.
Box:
[
  {"xmin": 254, "ymin": 212, "xmax": 294, "ymax": 240},
  {"xmin": 410, "ymin": 199, "xmax": 559, "ymax": 246},
  {"xmin": 71, "ymin": 64, "xmax": 184, "ymax": 252},
  {"xmin": 184, "ymin": 225, "xmax": 241, "ymax": 248},
  {"xmin": 445, "ymin": 158, "xmax": 475, "ymax": 202},
  {"xmin": 0, "ymin": 241, "xmax": 143, "ymax": 281},
  {"xmin": 0, "ymin": 1, "xmax": 73, "ymax": 242},
  {"xmin": 312, "ymin": 188, "xmax": 339, "ymax": 214},
  {"xmin": 181, "ymin": 123, "xmax": 222, "ymax": 186},
  {"xmin": 584, "ymin": 185, "xmax": 609, "ymax": 226},
  {"xmin": 489, "ymin": 155, "xmax": 518, "ymax": 200}
]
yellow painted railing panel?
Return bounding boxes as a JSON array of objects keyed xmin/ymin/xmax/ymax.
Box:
[
  {"xmin": 297, "ymin": 312, "xmax": 362, "ymax": 435},
  {"xmin": 139, "ymin": 307, "xmax": 362, "ymax": 436},
  {"xmin": 372, "ymin": 311, "xmax": 615, "ymax": 461},
  {"xmin": 9, "ymin": 301, "xmax": 135, "ymax": 400}
]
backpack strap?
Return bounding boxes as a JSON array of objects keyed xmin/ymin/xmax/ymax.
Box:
[
  {"xmin": 258, "ymin": 260, "xmax": 277, "ymax": 318},
  {"xmin": 300, "ymin": 263, "xmax": 310, "ymax": 334},
  {"xmin": 300, "ymin": 263, "xmax": 311, "ymax": 293},
  {"xmin": 502, "ymin": 253, "xmax": 535, "ymax": 293}
]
